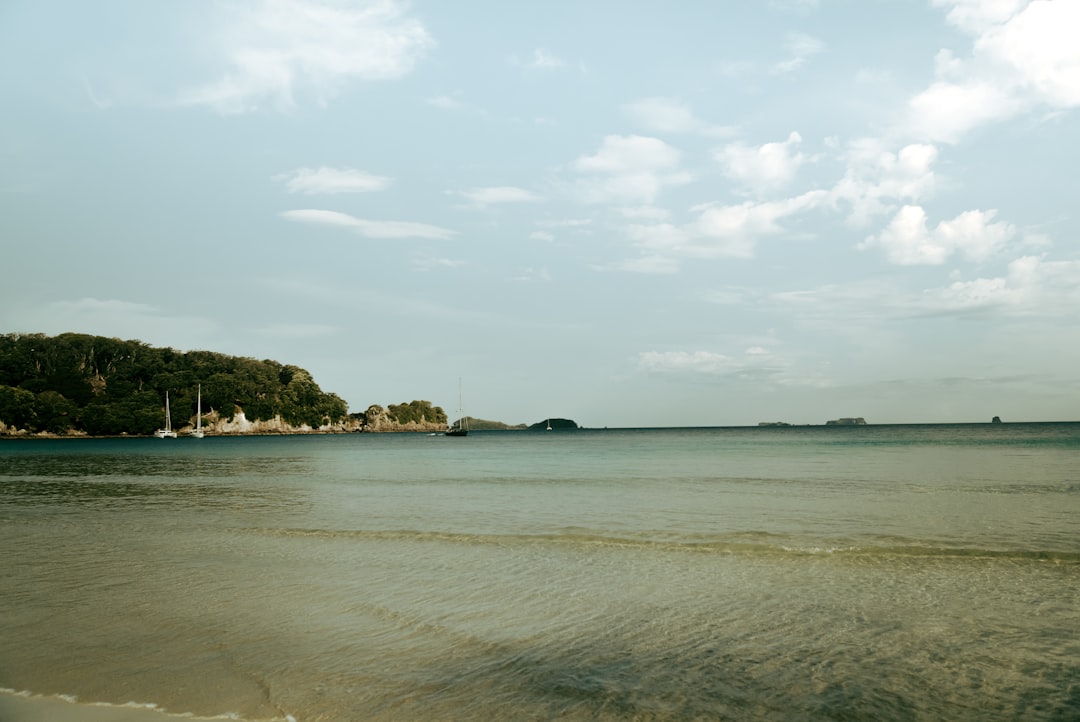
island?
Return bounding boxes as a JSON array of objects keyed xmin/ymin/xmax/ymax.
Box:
[
  {"xmin": 825, "ymin": 417, "xmax": 867, "ymax": 426},
  {"xmin": 528, "ymin": 418, "xmax": 578, "ymax": 430}
]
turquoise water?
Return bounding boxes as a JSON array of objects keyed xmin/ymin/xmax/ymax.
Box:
[{"xmin": 1, "ymin": 424, "xmax": 1078, "ymax": 720}]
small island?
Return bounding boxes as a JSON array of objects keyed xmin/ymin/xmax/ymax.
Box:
[{"xmin": 826, "ymin": 417, "xmax": 867, "ymax": 426}]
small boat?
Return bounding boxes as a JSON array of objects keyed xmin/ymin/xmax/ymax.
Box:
[
  {"xmin": 446, "ymin": 378, "xmax": 469, "ymax": 437},
  {"xmin": 155, "ymin": 391, "xmax": 178, "ymax": 439},
  {"xmin": 190, "ymin": 384, "xmax": 205, "ymax": 438},
  {"xmin": 546, "ymin": 418, "xmax": 552, "ymax": 431}
]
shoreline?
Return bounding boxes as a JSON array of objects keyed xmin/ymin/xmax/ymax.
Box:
[
  {"xmin": 1, "ymin": 419, "xmax": 1078, "ymax": 441},
  {"xmin": 0, "ymin": 690, "xmax": 296, "ymax": 722}
]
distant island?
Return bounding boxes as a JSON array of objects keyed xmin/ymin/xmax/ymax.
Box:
[
  {"xmin": 527, "ymin": 418, "xmax": 579, "ymax": 430},
  {"xmin": 826, "ymin": 417, "xmax": 867, "ymax": 426}
]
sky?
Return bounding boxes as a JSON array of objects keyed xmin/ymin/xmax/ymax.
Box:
[{"xmin": 2, "ymin": 0, "xmax": 1079, "ymax": 428}]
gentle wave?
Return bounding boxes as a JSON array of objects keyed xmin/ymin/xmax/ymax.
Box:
[
  {"xmin": 0, "ymin": 688, "xmax": 297, "ymax": 722},
  {"xmin": 246, "ymin": 526, "xmax": 1080, "ymax": 563}
]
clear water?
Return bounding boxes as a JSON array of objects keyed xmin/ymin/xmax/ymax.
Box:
[{"xmin": 2, "ymin": 424, "xmax": 1078, "ymax": 721}]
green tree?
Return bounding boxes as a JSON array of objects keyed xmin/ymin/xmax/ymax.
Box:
[{"xmin": 0, "ymin": 384, "xmax": 37, "ymax": 430}]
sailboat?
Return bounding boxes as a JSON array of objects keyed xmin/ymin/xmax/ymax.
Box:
[
  {"xmin": 446, "ymin": 378, "xmax": 469, "ymax": 437},
  {"xmin": 155, "ymin": 391, "xmax": 178, "ymax": 439},
  {"xmin": 546, "ymin": 418, "xmax": 552, "ymax": 431},
  {"xmin": 190, "ymin": 384, "xmax": 205, "ymax": 438}
]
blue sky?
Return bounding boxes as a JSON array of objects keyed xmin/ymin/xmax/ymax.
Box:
[{"xmin": 2, "ymin": 0, "xmax": 1079, "ymax": 427}]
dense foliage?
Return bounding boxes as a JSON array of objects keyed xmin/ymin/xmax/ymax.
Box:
[
  {"xmin": 0, "ymin": 333, "xmax": 348, "ymax": 435},
  {"xmin": 385, "ymin": 400, "xmax": 447, "ymax": 426}
]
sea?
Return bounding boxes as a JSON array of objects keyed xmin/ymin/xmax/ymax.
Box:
[{"xmin": 1, "ymin": 423, "xmax": 1078, "ymax": 722}]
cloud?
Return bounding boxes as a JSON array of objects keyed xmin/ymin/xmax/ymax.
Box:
[
  {"xmin": 715, "ymin": 131, "xmax": 807, "ymax": 194},
  {"xmin": 281, "ymin": 209, "xmax": 456, "ymax": 239},
  {"xmin": 451, "ymin": 186, "xmax": 543, "ymax": 207},
  {"xmin": 830, "ymin": 141, "xmax": 939, "ymax": 226},
  {"xmin": 907, "ymin": 80, "xmax": 1021, "ymax": 143},
  {"xmin": 622, "ymin": 97, "xmax": 737, "ymax": 138},
  {"xmin": 905, "ymin": 0, "xmax": 1080, "ymax": 142},
  {"xmin": 426, "ymin": 94, "xmax": 487, "ymax": 115},
  {"xmin": 860, "ymin": 205, "xmax": 1016, "ymax": 265},
  {"xmin": 178, "ymin": 0, "xmax": 434, "ymax": 113},
  {"xmin": 524, "ymin": 48, "xmax": 568, "ymax": 70},
  {"xmin": 692, "ymin": 191, "xmax": 828, "ymax": 258},
  {"xmin": 917, "ymin": 255, "xmax": 1080, "ymax": 317},
  {"xmin": 574, "ymin": 135, "xmax": 681, "ymax": 174},
  {"xmin": 615, "ymin": 190, "xmax": 827, "ymax": 265},
  {"xmin": 277, "ymin": 167, "xmax": 392, "ymax": 194},
  {"xmin": 571, "ymin": 135, "xmax": 691, "ymax": 204},
  {"xmin": 410, "ymin": 252, "xmax": 466, "ymax": 271},
  {"xmin": 772, "ymin": 32, "xmax": 825, "ymax": 74},
  {"xmin": 772, "ymin": 254, "xmax": 1080, "ymax": 321},
  {"xmin": 637, "ymin": 347, "xmax": 798, "ymax": 384}
]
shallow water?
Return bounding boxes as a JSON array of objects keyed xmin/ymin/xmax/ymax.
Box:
[{"xmin": 2, "ymin": 424, "xmax": 1079, "ymax": 720}]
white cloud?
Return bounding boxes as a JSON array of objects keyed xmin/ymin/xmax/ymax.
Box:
[
  {"xmin": 918, "ymin": 255, "xmax": 1080, "ymax": 316},
  {"xmin": 830, "ymin": 141, "xmax": 939, "ymax": 227},
  {"xmin": 452, "ymin": 186, "xmax": 543, "ymax": 207},
  {"xmin": 637, "ymin": 347, "xmax": 795, "ymax": 383},
  {"xmin": 530, "ymin": 231, "xmax": 554, "ymax": 242},
  {"xmin": 693, "ymin": 191, "xmax": 828, "ymax": 258},
  {"xmin": 716, "ymin": 131, "xmax": 807, "ymax": 194},
  {"xmin": 933, "ymin": 0, "xmax": 1027, "ymax": 34},
  {"xmin": 277, "ymin": 167, "xmax": 391, "ymax": 194},
  {"xmin": 771, "ymin": 253, "xmax": 1080, "ymax": 322},
  {"xmin": 281, "ymin": 209, "xmax": 456, "ymax": 239},
  {"xmin": 411, "ymin": 252, "xmax": 466, "ymax": 271},
  {"xmin": 574, "ymin": 135, "xmax": 681, "ymax": 174},
  {"xmin": 772, "ymin": 32, "xmax": 825, "ymax": 74},
  {"xmin": 860, "ymin": 205, "xmax": 1016, "ymax": 265},
  {"xmin": 614, "ymin": 190, "xmax": 826, "ymax": 265},
  {"xmin": 907, "ymin": 81, "xmax": 1020, "ymax": 143},
  {"xmin": 572, "ymin": 135, "xmax": 691, "ymax": 204},
  {"xmin": 639, "ymin": 350, "xmax": 733, "ymax": 374},
  {"xmin": 622, "ymin": 97, "xmax": 737, "ymax": 138},
  {"xmin": 178, "ymin": 0, "xmax": 434, "ymax": 113},
  {"xmin": 524, "ymin": 48, "xmax": 568, "ymax": 70},
  {"xmin": 906, "ymin": 0, "xmax": 1080, "ymax": 142}
]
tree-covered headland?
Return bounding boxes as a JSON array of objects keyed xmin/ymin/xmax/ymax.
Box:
[{"xmin": 0, "ymin": 333, "xmax": 446, "ymax": 436}]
